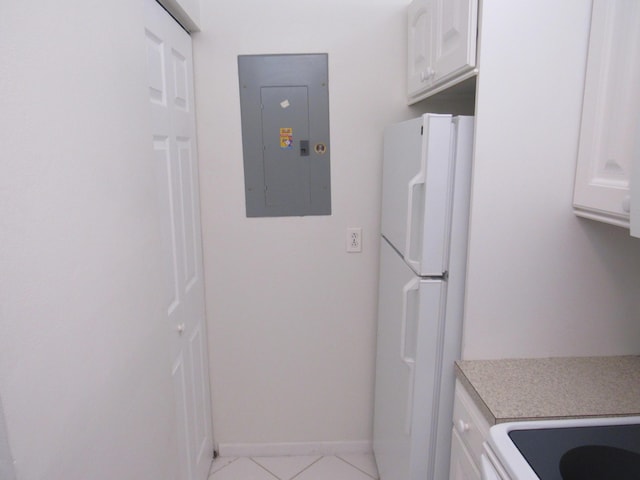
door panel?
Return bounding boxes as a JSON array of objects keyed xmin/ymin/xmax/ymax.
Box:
[
  {"xmin": 374, "ymin": 239, "xmax": 417, "ymax": 480},
  {"xmin": 373, "ymin": 238, "xmax": 446, "ymax": 480},
  {"xmin": 381, "ymin": 117, "xmax": 423, "ymax": 266},
  {"xmin": 260, "ymin": 85, "xmax": 311, "ymax": 208},
  {"xmin": 177, "ymin": 139, "xmax": 198, "ymax": 288},
  {"xmin": 172, "ymin": 49, "xmax": 190, "ymax": 111},
  {"xmin": 381, "ymin": 114, "xmax": 455, "ymax": 276},
  {"xmin": 173, "ymin": 356, "xmax": 193, "ymax": 480},
  {"xmin": 154, "ymin": 137, "xmax": 181, "ymax": 313},
  {"xmin": 145, "ymin": 1, "xmax": 214, "ymax": 479},
  {"xmin": 433, "ymin": 0, "xmax": 477, "ymax": 83},
  {"xmin": 408, "ymin": 0, "xmax": 435, "ymax": 95},
  {"xmin": 188, "ymin": 323, "xmax": 210, "ymax": 462},
  {"xmin": 574, "ymin": 0, "xmax": 639, "ymax": 228}
]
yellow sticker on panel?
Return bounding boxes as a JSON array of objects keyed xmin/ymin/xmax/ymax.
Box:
[{"xmin": 280, "ymin": 128, "xmax": 293, "ymax": 149}]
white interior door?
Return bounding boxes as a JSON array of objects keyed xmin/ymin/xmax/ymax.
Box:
[{"xmin": 144, "ymin": 1, "xmax": 214, "ymax": 479}]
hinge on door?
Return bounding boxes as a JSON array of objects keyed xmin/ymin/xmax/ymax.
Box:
[
  {"xmin": 213, "ymin": 449, "xmax": 219, "ymax": 459},
  {"xmin": 421, "ymin": 126, "xmax": 424, "ymax": 135}
]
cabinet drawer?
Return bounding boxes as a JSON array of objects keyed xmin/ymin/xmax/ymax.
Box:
[{"xmin": 452, "ymin": 380, "xmax": 491, "ymax": 467}]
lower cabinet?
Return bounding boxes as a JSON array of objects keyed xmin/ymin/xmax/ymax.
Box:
[
  {"xmin": 450, "ymin": 428, "xmax": 481, "ymax": 480},
  {"xmin": 450, "ymin": 380, "xmax": 490, "ymax": 480}
]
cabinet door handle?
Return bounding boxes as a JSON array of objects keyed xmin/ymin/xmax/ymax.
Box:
[
  {"xmin": 456, "ymin": 419, "xmax": 470, "ymax": 434},
  {"xmin": 400, "ymin": 278, "xmax": 421, "ymax": 365},
  {"xmin": 405, "ymin": 170, "xmax": 426, "ymax": 272},
  {"xmin": 400, "ymin": 278, "xmax": 420, "ymax": 436},
  {"xmin": 623, "ymin": 195, "xmax": 631, "ymax": 213},
  {"xmin": 420, "ymin": 68, "xmax": 435, "ymax": 82}
]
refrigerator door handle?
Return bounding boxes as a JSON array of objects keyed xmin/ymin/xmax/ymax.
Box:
[
  {"xmin": 405, "ymin": 172, "xmax": 425, "ymax": 272},
  {"xmin": 400, "ymin": 277, "xmax": 420, "ymax": 435},
  {"xmin": 400, "ymin": 277, "xmax": 420, "ymax": 364},
  {"xmin": 404, "ymin": 362, "xmax": 415, "ymax": 436}
]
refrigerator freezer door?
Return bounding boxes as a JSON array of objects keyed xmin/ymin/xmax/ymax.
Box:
[
  {"xmin": 374, "ymin": 238, "xmax": 447, "ymax": 480},
  {"xmin": 381, "ymin": 114, "xmax": 456, "ymax": 276}
]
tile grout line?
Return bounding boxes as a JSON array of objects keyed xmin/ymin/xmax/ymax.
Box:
[
  {"xmin": 209, "ymin": 454, "xmax": 378, "ymax": 480},
  {"xmin": 289, "ymin": 455, "xmax": 325, "ymax": 480},
  {"xmin": 335, "ymin": 455, "xmax": 378, "ymax": 479},
  {"xmin": 208, "ymin": 457, "xmax": 238, "ymax": 478},
  {"xmin": 249, "ymin": 457, "xmax": 283, "ymax": 479}
]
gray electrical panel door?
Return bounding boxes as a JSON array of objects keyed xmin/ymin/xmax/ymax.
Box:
[
  {"xmin": 261, "ymin": 86, "xmax": 310, "ymax": 208},
  {"xmin": 238, "ymin": 54, "xmax": 331, "ymax": 217}
]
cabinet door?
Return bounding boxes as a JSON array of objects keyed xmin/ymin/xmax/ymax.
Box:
[
  {"xmin": 407, "ymin": 0, "xmax": 477, "ymax": 102},
  {"xmin": 573, "ymin": 0, "xmax": 640, "ymax": 228},
  {"xmin": 432, "ymin": 0, "xmax": 478, "ymax": 85},
  {"xmin": 632, "ymin": 121, "xmax": 640, "ymax": 238},
  {"xmin": 449, "ymin": 429, "xmax": 481, "ymax": 480},
  {"xmin": 407, "ymin": 0, "xmax": 435, "ymax": 96}
]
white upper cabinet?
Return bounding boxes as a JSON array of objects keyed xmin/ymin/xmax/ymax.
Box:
[
  {"xmin": 408, "ymin": 0, "xmax": 435, "ymax": 97},
  {"xmin": 407, "ymin": 0, "xmax": 478, "ymax": 104},
  {"xmin": 573, "ymin": 0, "xmax": 640, "ymax": 232},
  {"xmin": 632, "ymin": 119, "xmax": 640, "ymax": 238}
]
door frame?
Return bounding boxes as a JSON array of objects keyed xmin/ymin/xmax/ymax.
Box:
[{"xmin": 156, "ymin": 0, "xmax": 200, "ymax": 33}]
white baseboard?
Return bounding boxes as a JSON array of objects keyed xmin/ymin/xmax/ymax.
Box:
[{"xmin": 217, "ymin": 440, "xmax": 372, "ymax": 458}]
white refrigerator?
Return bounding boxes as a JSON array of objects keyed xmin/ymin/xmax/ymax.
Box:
[{"xmin": 373, "ymin": 114, "xmax": 474, "ymax": 480}]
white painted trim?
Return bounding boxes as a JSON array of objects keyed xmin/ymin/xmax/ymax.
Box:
[
  {"xmin": 218, "ymin": 440, "xmax": 372, "ymax": 458},
  {"xmin": 407, "ymin": 69, "xmax": 478, "ymax": 105},
  {"xmin": 574, "ymin": 206, "xmax": 630, "ymax": 229},
  {"xmin": 156, "ymin": 0, "xmax": 200, "ymax": 32}
]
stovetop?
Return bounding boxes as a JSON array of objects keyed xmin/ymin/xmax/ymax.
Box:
[
  {"xmin": 487, "ymin": 416, "xmax": 640, "ymax": 480},
  {"xmin": 509, "ymin": 423, "xmax": 640, "ymax": 479}
]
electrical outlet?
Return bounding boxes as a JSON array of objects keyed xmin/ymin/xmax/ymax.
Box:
[{"xmin": 346, "ymin": 227, "xmax": 362, "ymax": 253}]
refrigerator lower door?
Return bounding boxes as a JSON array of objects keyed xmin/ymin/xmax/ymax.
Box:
[{"xmin": 373, "ymin": 238, "xmax": 447, "ymax": 480}]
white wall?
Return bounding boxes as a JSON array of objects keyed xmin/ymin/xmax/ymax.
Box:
[
  {"xmin": 0, "ymin": 397, "xmax": 16, "ymax": 480},
  {"xmin": 4, "ymin": 2, "xmax": 627, "ymax": 470},
  {"xmin": 193, "ymin": 0, "xmax": 411, "ymax": 447},
  {"xmin": 0, "ymin": 1, "xmax": 180, "ymax": 478},
  {"xmin": 461, "ymin": 0, "xmax": 640, "ymax": 359}
]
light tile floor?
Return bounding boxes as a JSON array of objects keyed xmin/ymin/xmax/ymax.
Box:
[{"xmin": 208, "ymin": 453, "xmax": 378, "ymax": 480}]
